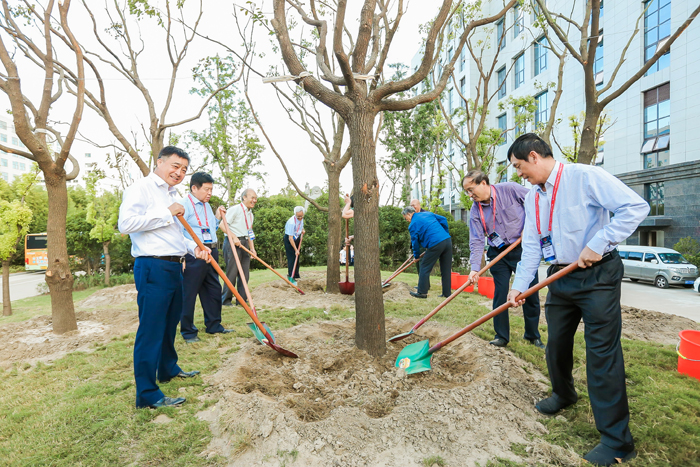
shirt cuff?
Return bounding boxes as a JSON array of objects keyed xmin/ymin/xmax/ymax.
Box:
[
  {"xmin": 586, "ymin": 234, "xmax": 608, "ymax": 256},
  {"xmin": 470, "ymin": 262, "xmax": 481, "ymax": 273},
  {"xmin": 161, "ymin": 207, "xmax": 175, "ymax": 226},
  {"xmin": 511, "ymin": 277, "xmax": 530, "ymax": 295}
]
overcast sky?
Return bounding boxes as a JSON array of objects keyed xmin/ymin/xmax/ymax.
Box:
[{"xmin": 0, "ymin": 0, "xmax": 438, "ymax": 204}]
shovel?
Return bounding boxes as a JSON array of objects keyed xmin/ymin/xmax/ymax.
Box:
[
  {"xmin": 382, "ymin": 252, "xmax": 425, "ymax": 288},
  {"xmin": 395, "ymin": 262, "xmax": 579, "ymax": 374},
  {"xmin": 238, "ymin": 243, "xmax": 305, "ymax": 295},
  {"xmin": 220, "ymin": 219, "xmax": 275, "ymax": 344},
  {"xmin": 291, "ymin": 232, "xmax": 304, "ymax": 283},
  {"xmin": 339, "ymin": 218, "xmax": 355, "ymax": 295},
  {"xmin": 388, "ymin": 239, "xmax": 522, "ymax": 342},
  {"xmin": 177, "ymin": 215, "xmax": 297, "ymax": 358}
]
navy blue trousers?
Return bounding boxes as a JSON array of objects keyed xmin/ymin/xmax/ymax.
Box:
[
  {"xmin": 180, "ymin": 248, "xmax": 224, "ymax": 339},
  {"xmin": 545, "ymin": 252, "xmax": 634, "ymax": 451},
  {"xmin": 488, "ymin": 244, "xmax": 541, "ymax": 342},
  {"xmin": 283, "ymin": 234, "xmax": 301, "ymax": 279},
  {"xmin": 417, "ymin": 238, "xmax": 452, "ymax": 297},
  {"xmin": 133, "ymin": 257, "xmax": 184, "ymax": 408}
]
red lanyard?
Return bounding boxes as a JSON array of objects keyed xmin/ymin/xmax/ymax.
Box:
[
  {"xmin": 240, "ymin": 203, "xmax": 252, "ymax": 230},
  {"xmin": 294, "ymin": 217, "xmax": 302, "ymax": 236},
  {"xmin": 477, "ymin": 186, "xmax": 497, "ymax": 235},
  {"xmin": 535, "ymin": 163, "xmax": 564, "ymax": 236},
  {"xmin": 188, "ymin": 194, "xmax": 209, "ymax": 228}
]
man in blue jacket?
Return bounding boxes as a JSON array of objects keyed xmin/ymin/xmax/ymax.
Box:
[{"xmin": 402, "ymin": 206, "xmax": 452, "ymax": 299}]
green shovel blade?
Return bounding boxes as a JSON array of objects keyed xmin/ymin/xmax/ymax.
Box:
[
  {"xmin": 247, "ymin": 322, "xmax": 275, "ymax": 344},
  {"xmin": 395, "ymin": 339, "xmax": 433, "ymax": 375}
]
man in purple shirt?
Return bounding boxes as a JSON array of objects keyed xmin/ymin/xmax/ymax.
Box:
[{"xmin": 463, "ymin": 170, "xmax": 543, "ymax": 349}]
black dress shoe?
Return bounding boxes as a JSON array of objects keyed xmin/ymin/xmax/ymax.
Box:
[
  {"xmin": 222, "ymin": 302, "xmax": 233, "ymax": 307},
  {"xmin": 489, "ymin": 338, "xmax": 508, "ymax": 347},
  {"xmin": 438, "ymin": 294, "xmax": 448, "ymax": 298},
  {"xmin": 535, "ymin": 395, "xmax": 578, "ymax": 415},
  {"xmin": 147, "ymin": 396, "xmax": 185, "ymax": 409},
  {"xmin": 526, "ymin": 337, "xmax": 545, "ymax": 349},
  {"xmin": 583, "ymin": 443, "xmax": 637, "ymax": 466},
  {"xmin": 409, "ymin": 291, "xmax": 427, "ymax": 299},
  {"xmin": 184, "ymin": 336, "xmax": 201, "ymax": 344},
  {"xmin": 208, "ymin": 329, "xmax": 235, "ymax": 335},
  {"xmin": 160, "ymin": 370, "xmax": 200, "ymax": 383}
]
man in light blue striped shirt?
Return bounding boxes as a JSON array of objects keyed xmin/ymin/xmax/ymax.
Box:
[{"xmin": 506, "ymin": 134, "xmax": 648, "ymax": 466}]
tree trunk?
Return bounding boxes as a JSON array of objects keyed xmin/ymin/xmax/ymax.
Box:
[
  {"xmin": 2, "ymin": 260, "xmax": 11, "ymax": 316},
  {"xmin": 325, "ymin": 166, "xmax": 342, "ymax": 294},
  {"xmin": 578, "ymin": 106, "xmax": 602, "ymax": 165},
  {"xmin": 86, "ymin": 258, "xmax": 92, "ymax": 276},
  {"xmin": 403, "ymin": 165, "xmax": 411, "ymax": 205},
  {"xmin": 43, "ymin": 170, "xmax": 78, "ymax": 334},
  {"xmin": 348, "ymin": 109, "xmax": 385, "ymax": 357},
  {"xmin": 103, "ymin": 241, "xmax": 111, "ymax": 286}
]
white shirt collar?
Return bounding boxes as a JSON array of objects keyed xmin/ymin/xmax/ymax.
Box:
[
  {"xmin": 149, "ymin": 171, "xmax": 178, "ymax": 195},
  {"xmin": 536, "ymin": 160, "xmax": 562, "ymax": 195}
]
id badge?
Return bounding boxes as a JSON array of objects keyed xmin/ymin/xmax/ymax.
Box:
[
  {"xmin": 539, "ymin": 235, "xmax": 556, "ymax": 262},
  {"xmin": 248, "ymin": 229, "xmax": 256, "ymax": 240},
  {"xmin": 488, "ymin": 232, "xmax": 505, "ymax": 248},
  {"xmin": 201, "ymin": 228, "xmax": 212, "ymax": 243}
]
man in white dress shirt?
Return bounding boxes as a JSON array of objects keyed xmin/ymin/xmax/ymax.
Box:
[
  {"xmin": 118, "ymin": 146, "xmax": 211, "ymax": 409},
  {"xmin": 221, "ymin": 188, "xmax": 257, "ymax": 306},
  {"xmin": 505, "ymin": 134, "xmax": 648, "ymax": 466}
]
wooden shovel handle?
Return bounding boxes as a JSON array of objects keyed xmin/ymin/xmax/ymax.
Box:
[
  {"xmin": 176, "ymin": 215, "xmax": 274, "ymax": 344},
  {"xmin": 292, "ymin": 232, "xmax": 304, "ymax": 277},
  {"xmin": 430, "ymin": 262, "xmax": 579, "ymax": 353},
  {"xmin": 220, "ymin": 220, "xmax": 257, "ymax": 315},
  {"xmin": 345, "ymin": 218, "xmax": 350, "ymax": 282},
  {"xmin": 237, "ymin": 243, "xmax": 305, "ymax": 295},
  {"xmin": 383, "ymin": 252, "xmax": 425, "ymax": 286},
  {"xmin": 411, "ymin": 238, "xmax": 522, "ymax": 331}
]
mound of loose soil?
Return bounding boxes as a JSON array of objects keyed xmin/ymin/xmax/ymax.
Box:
[
  {"xmin": 0, "ymin": 306, "xmax": 138, "ymax": 369},
  {"xmin": 254, "ymin": 271, "xmax": 413, "ymax": 311},
  {"xmin": 77, "ymin": 284, "xmax": 138, "ymax": 308},
  {"xmin": 196, "ymin": 319, "xmax": 581, "ymax": 466}
]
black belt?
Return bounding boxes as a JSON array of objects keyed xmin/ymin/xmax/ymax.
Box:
[
  {"xmin": 149, "ymin": 255, "xmax": 185, "ymax": 263},
  {"xmin": 551, "ymin": 250, "xmax": 618, "ymax": 272}
]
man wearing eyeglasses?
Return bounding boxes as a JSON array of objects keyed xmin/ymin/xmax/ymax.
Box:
[{"xmin": 463, "ymin": 169, "xmax": 543, "ymax": 349}]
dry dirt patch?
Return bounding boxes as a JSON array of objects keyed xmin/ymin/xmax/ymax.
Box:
[{"xmin": 197, "ymin": 319, "xmax": 581, "ymax": 467}]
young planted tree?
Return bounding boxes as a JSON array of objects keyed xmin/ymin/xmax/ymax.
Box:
[
  {"xmin": 190, "ymin": 55, "xmax": 265, "ymax": 205},
  {"xmin": 85, "ymin": 171, "xmax": 120, "ymax": 286},
  {"xmin": 270, "ymin": 0, "xmax": 516, "ymax": 355},
  {"xmin": 535, "ymin": 0, "xmax": 700, "ymax": 164},
  {"xmin": 0, "ymin": 0, "xmax": 84, "ymax": 333},
  {"xmin": 0, "ymin": 169, "xmax": 38, "ymax": 315}
]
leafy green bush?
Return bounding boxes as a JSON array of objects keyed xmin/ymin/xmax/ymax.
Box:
[
  {"xmin": 72, "ymin": 272, "xmax": 135, "ymax": 291},
  {"xmin": 378, "ymin": 206, "xmax": 410, "ymax": 267},
  {"xmin": 673, "ymin": 237, "xmax": 700, "ymax": 268}
]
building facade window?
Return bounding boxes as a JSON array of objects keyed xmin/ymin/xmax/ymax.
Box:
[
  {"xmin": 515, "ymin": 106, "xmax": 525, "ymax": 136},
  {"xmin": 535, "ymin": 91, "xmax": 548, "ymax": 127},
  {"xmin": 19, "ymin": 162, "xmax": 25, "ymax": 171},
  {"xmin": 595, "ymin": 146, "xmax": 604, "ymax": 166},
  {"xmin": 1, "ymin": 172, "xmax": 6, "ymax": 181},
  {"xmin": 514, "ymin": 53, "xmax": 525, "ymax": 89},
  {"xmin": 594, "ymin": 33, "xmax": 604, "ymax": 86},
  {"xmin": 460, "ymin": 47, "xmax": 465, "ymax": 72},
  {"xmin": 645, "ymin": 181, "xmax": 664, "ymax": 216},
  {"xmin": 497, "ymin": 67, "xmax": 506, "ymax": 99},
  {"xmin": 644, "ymin": 0, "xmax": 671, "ymax": 74},
  {"xmin": 11, "ymin": 137, "xmax": 18, "ymax": 146},
  {"xmin": 534, "ymin": 37, "xmax": 548, "ymax": 75},
  {"xmin": 642, "ymin": 83, "xmax": 670, "ymax": 168},
  {"xmin": 459, "ymin": 77, "xmax": 466, "ymax": 108},
  {"xmin": 12, "ymin": 161, "xmax": 18, "ymax": 169},
  {"xmin": 497, "ymin": 161, "xmax": 507, "ymax": 183},
  {"xmin": 0, "ymin": 158, "xmax": 6, "ymax": 167},
  {"xmin": 497, "ymin": 113, "xmax": 507, "ymax": 145},
  {"xmin": 448, "ymin": 88, "xmax": 453, "ymax": 114},
  {"xmin": 0, "ymin": 121, "xmax": 6, "ymax": 130},
  {"xmin": 513, "ymin": 3, "xmax": 523, "ymax": 37},
  {"xmin": 497, "ymin": 19, "xmax": 505, "ymax": 50},
  {"xmin": 0, "ymin": 134, "xmax": 5, "ymax": 142}
]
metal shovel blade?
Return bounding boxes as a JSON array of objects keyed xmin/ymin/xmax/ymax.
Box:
[
  {"xmin": 395, "ymin": 340, "xmax": 433, "ymax": 375},
  {"xmin": 339, "ymin": 281, "xmax": 355, "ymax": 295},
  {"xmin": 381, "ymin": 282, "xmax": 392, "ymax": 288},
  {"xmin": 247, "ymin": 321, "xmax": 276, "ymax": 344},
  {"xmin": 388, "ymin": 328, "xmax": 415, "ymax": 343}
]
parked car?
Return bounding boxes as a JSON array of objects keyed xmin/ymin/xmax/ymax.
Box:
[{"xmin": 618, "ymin": 246, "xmax": 699, "ymax": 289}]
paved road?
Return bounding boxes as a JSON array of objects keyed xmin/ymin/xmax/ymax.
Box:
[
  {"xmin": 538, "ymin": 265, "xmax": 699, "ymax": 322},
  {"xmin": 0, "ymin": 272, "xmax": 46, "ymax": 303}
]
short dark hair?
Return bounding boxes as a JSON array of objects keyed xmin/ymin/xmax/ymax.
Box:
[
  {"xmin": 461, "ymin": 169, "xmax": 489, "ymax": 188},
  {"xmin": 190, "ymin": 172, "xmax": 214, "ymax": 191},
  {"xmin": 158, "ymin": 146, "xmax": 190, "ymax": 162},
  {"xmin": 507, "ymin": 133, "xmax": 553, "ymax": 161}
]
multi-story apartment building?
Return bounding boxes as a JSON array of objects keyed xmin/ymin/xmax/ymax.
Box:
[
  {"xmin": 411, "ymin": 0, "xmax": 700, "ymax": 248},
  {"xmin": 0, "ymin": 115, "xmax": 33, "ymax": 183}
]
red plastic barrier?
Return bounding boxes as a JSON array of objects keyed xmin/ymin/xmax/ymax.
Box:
[
  {"xmin": 678, "ymin": 330, "xmax": 700, "ymax": 382},
  {"xmin": 477, "ymin": 276, "xmax": 495, "ymax": 299}
]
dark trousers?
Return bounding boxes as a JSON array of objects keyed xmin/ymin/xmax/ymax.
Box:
[
  {"xmin": 133, "ymin": 257, "xmax": 184, "ymax": 407},
  {"xmin": 221, "ymin": 237, "xmax": 250, "ymax": 306},
  {"xmin": 283, "ymin": 234, "xmax": 301, "ymax": 279},
  {"xmin": 545, "ymin": 252, "xmax": 634, "ymax": 450},
  {"xmin": 488, "ymin": 245, "xmax": 541, "ymax": 342},
  {"xmin": 180, "ymin": 248, "xmax": 224, "ymax": 339},
  {"xmin": 417, "ymin": 238, "xmax": 452, "ymax": 296}
]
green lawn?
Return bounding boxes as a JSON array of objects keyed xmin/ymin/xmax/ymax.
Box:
[{"xmin": 0, "ymin": 267, "xmax": 698, "ymax": 466}]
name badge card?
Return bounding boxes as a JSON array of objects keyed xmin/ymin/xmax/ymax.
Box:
[
  {"xmin": 201, "ymin": 228, "xmax": 213, "ymax": 243},
  {"xmin": 488, "ymin": 231, "xmax": 506, "ymax": 248},
  {"xmin": 539, "ymin": 235, "xmax": 556, "ymax": 262},
  {"xmin": 248, "ymin": 229, "xmax": 256, "ymax": 240}
]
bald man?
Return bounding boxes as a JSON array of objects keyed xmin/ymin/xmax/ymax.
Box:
[{"xmin": 410, "ymin": 199, "xmax": 427, "ymax": 213}]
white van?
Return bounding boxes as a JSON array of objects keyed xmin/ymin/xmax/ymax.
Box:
[{"xmin": 617, "ymin": 245, "xmax": 699, "ymax": 288}]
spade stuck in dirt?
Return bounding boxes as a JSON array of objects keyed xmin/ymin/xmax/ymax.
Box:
[
  {"xmin": 382, "ymin": 252, "xmax": 424, "ymax": 288},
  {"xmin": 395, "ymin": 262, "xmax": 578, "ymax": 374}
]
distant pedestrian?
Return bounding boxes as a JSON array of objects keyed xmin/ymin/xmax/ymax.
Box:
[
  {"xmin": 410, "ymin": 199, "xmax": 427, "ymax": 213},
  {"xmin": 402, "ymin": 206, "xmax": 452, "ymax": 299},
  {"xmin": 221, "ymin": 189, "xmax": 257, "ymax": 307},
  {"xmin": 284, "ymin": 206, "xmax": 305, "ymax": 285},
  {"xmin": 339, "ymin": 248, "xmax": 347, "ymax": 265},
  {"xmin": 349, "ymin": 245, "xmax": 354, "ymax": 266}
]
